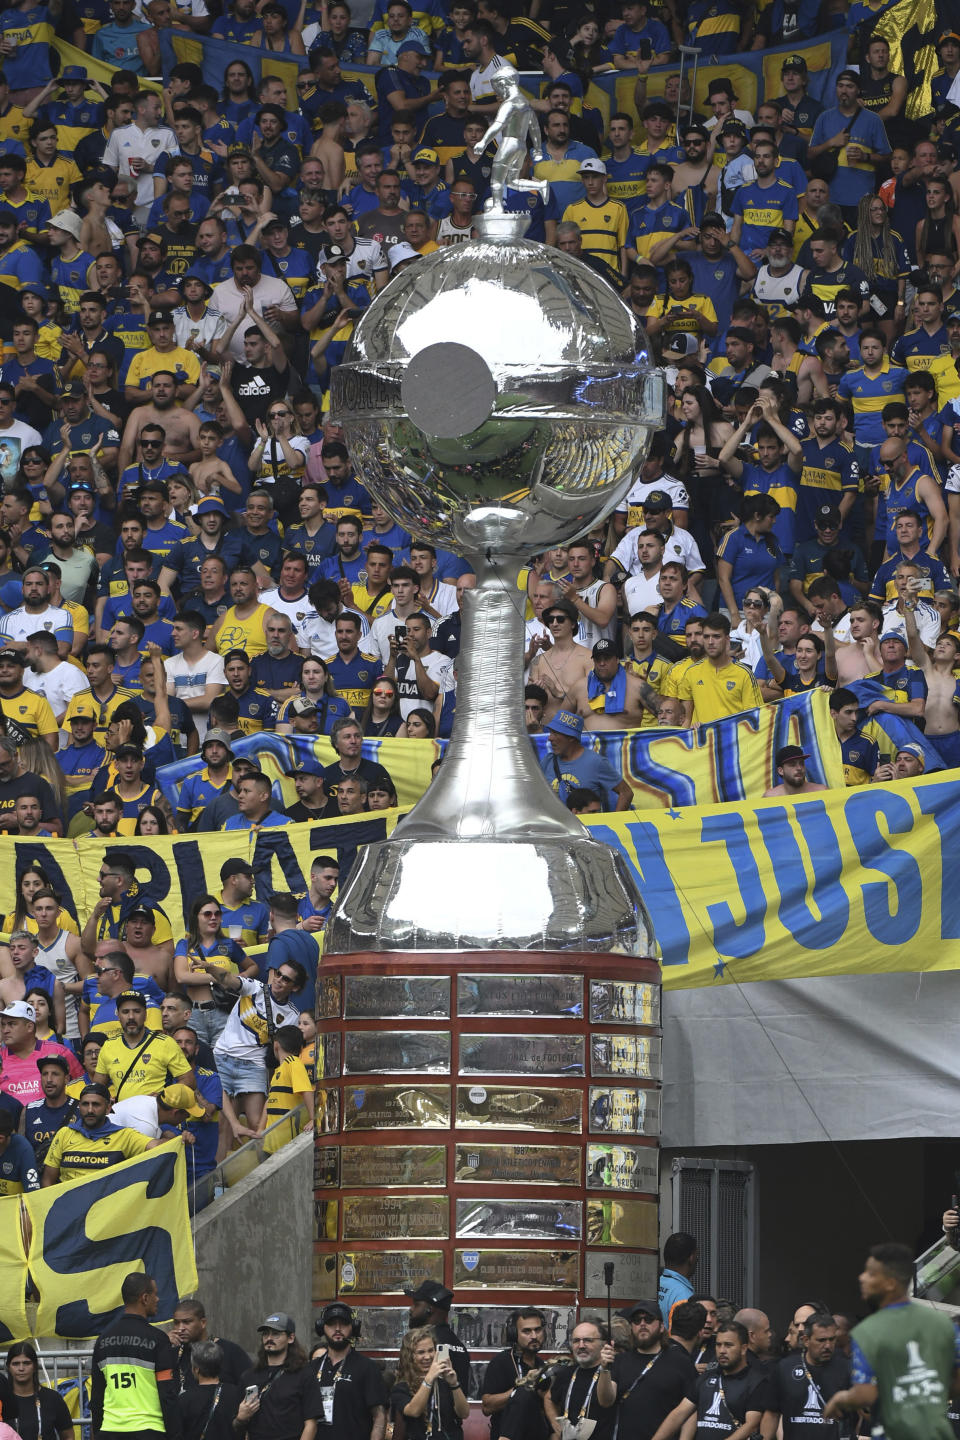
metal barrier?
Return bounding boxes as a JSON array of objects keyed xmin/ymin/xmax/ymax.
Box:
[{"xmin": 187, "ymin": 1103, "xmax": 310, "ymax": 1213}]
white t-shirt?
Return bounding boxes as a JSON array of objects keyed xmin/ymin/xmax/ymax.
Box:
[
  {"xmin": 616, "ymin": 474, "xmax": 690, "ymax": 520},
  {"xmin": 25, "ymin": 660, "xmax": 88, "ymax": 720},
  {"xmin": 395, "ymin": 649, "xmax": 454, "ymax": 719},
  {"xmin": 880, "ymin": 600, "xmax": 940, "ymax": 649},
  {"xmin": 103, "ymin": 123, "xmax": 177, "ymax": 207},
  {"xmin": 213, "ymin": 977, "xmax": 300, "ymax": 1063},
  {"xmin": 470, "ymin": 55, "xmax": 505, "ymax": 103},
  {"xmin": 612, "ymin": 526, "xmax": 705, "ymax": 577},
  {"xmin": 256, "ymin": 436, "xmax": 311, "ymax": 489},
  {"xmin": 623, "ymin": 568, "xmax": 664, "ymax": 615},
  {"xmin": 0, "ymin": 603, "xmax": 73, "ymax": 645},
  {"xmin": 173, "ymin": 305, "xmax": 226, "ymax": 353},
  {"xmin": 259, "ymin": 586, "xmax": 319, "ymax": 645},
  {"xmin": 110, "ymin": 1096, "xmax": 161, "ymax": 1138},
  {"xmin": 164, "ymin": 649, "xmax": 226, "ymax": 740},
  {"xmin": 302, "ymin": 609, "xmax": 369, "ymax": 659},
  {"xmin": 208, "ymin": 277, "xmax": 298, "ymax": 361},
  {"xmin": 368, "ymin": 604, "xmax": 426, "ymax": 666}
]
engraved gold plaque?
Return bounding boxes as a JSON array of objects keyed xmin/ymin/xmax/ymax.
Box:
[
  {"xmin": 590, "ymin": 1034, "xmax": 661, "ymax": 1080},
  {"xmin": 344, "ymin": 975, "xmax": 450, "ymax": 1019},
  {"xmin": 456, "ymin": 1086, "xmax": 581, "ymax": 1132},
  {"xmin": 342, "ymin": 1195, "xmax": 450, "ymax": 1240},
  {"xmin": 315, "ymin": 1145, "xmax": 340, "ymax": 1189},
  {"xmin": 341, "ymin": 1144, "xmax": 447, "ymax": 1188},
  {"xmin": 338, "ymin": 1250, "xmax": 444, "ymax": 1294},
  {"xmin": 318, "ymin": 973, "xmax": 341, "ymax": 1019},
  {"xmin": 312, "ymin": 1250, "xmax": 337, "ymax": 1302},
  {"xmin": 458, "ymin": 975, "xmax": 583, "ymax": 1018},
  {"xmin": 456, "ymin": 1198, "xmax": 582, "ymax": 1241},
  {"xmin": 344, "ymin": 1030, "xmax": 451, "ymax": 1075},
  {"xmin": 586, "ymin": 1143, "xmax": 658, "ymax": 1193},
  {"xmin": 459, "ymin": 1034, "xmax": 584, "ymax": 1076},
  {"xmin": 315, "ymin": 1198, "xmax": 339, "ymax": 1241},
  {"xmin": 342, "ymin": 1085, "xmax": 450, "ymax": 1130},
  {"xmin": 586, "ymin": 1196, "xmax": 658, "ymax": 1247},
  {"xmin": 454, "ymin": 1143, "xmax": 581, "ymax": 1187},
  {"xmin": 454, "ymin": 1249, "xmax": 579, "ymax": 1289},
  {"xmin": 588, "ymin": 1087, "xmax": 660, "ymax": 1135},
  {"xmin": 316, "ymin": 1032, "xmax": 341, "ymax": 1079},
  {"xmin": 589, "ymin": 981, "xmax": 660, "ymax": 1027}
]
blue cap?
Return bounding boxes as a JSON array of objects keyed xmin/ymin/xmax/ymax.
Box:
[
  {"xmin": 61, "ymin": 65, "xmax": 87, "ymax": 81},
  {"xmin": 195, "ymin": 495, "xmax": 226, "ymax": 516},
  {"xmin": 546, "ymin": 709, "xmax": 584, "ymax": 739},
  {"xmin": 879, "ymin": 630, "xmax": 907, "ymax": 646},
  {"xmin": 181, "ymin": 270, "xmax": 213, "ymax": 297},
  {"xmin": 398, "ymin": 38, "xmax": 429, "ymax": 54}
]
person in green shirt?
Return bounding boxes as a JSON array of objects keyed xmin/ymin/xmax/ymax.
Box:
[{"xmin": 824, "ymin": 1242, "xmax": 959, "ymax": 1440}]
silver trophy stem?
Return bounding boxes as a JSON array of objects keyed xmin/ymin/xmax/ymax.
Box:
[{"xmin": 397, "ymin": 554, "xmax": 584, "ymax": 842}]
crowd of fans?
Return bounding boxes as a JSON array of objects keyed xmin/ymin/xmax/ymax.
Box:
[{"xmin": 1, "ymin": 1237, "xmax": 951, "ymax": 1440}]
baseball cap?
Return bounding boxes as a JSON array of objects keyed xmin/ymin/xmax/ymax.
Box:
[
  {"xmin": 139, "ymin": 478, "xmax": 169, "ymax": 497},
  {"xmin": 388, "ymin": 241, "xmax": 419, "ymax": 268},
  {"xmin": 126, "ymin": 902, "xmax": 157, "ymax": 921},
  {"xmin": 0, "ymin": 648, "xmax": 25, "ymax": 665},
  {"xmin": 322, "ymin": 244, "xmax": 348, "ymax": 264},
  {"xmin": 227, "ymin": 142, "xmax": 251, "ymax": 157},
  {"xmin": 262, "ymin": 216, "xmax": 288, "ymax": 232},
  {"xmin": 896, "ymin": 742, "xmax": 926, "ymax": 767},
  {"xmin": 36, "ymin": 1053, "xmax": 70, "ymax": 1073},
  {"xmin": 544, "ymin": 599, "xmax": 578, "ymax": 624},
  {"xmin": 180, "ymin": 271, "xmax": 213, "ymax": 296},
  {"xmin": 815, "ymin": 503, "xmax": 842, "ymax": 528},
  {"xmin": 49, "ymin": 209, "xmax": 82, "ymax": 239},
  {"xmin": 579, "ymin": 157, "xmax": 607, "ymax": 175},
  {"xmin": 221, "ymin": 858, "xmax": 254, "ymax": 880},
  {"xmin": 720, "ymin": 118, "xmax": 748, "ymax": 137},
  {"xmin": 80, "ymin": 1081, "xmax": 112, "ymax": 1099},
  {"xmin": 201, "ymin": 727, "xmax": 234, "ymax": 753},
  {"xmin": 290, "ymin": 696, "xmax": 318, "ymax": 716},
  {"xmin": 258, "ymin": 1312, "xmax": 296, "ymax": 1333},
  {"xmin": 662, "ymin": 332, "xmax": 699, "ymax": 357},
  {"xmin": 115, "ymin": 989, "xmax": 147, "ymax": 1009},
  {"xmin": 3, "ymin": 1000, "xmax": 35, "ymax": 1021},
  {"xmin": 641, "ymin": 488, "xmax": 672, "ymax": 512},
  {"xmin": 767, "ymin": 228, "xmax": 792, "ymax": 245},
  {"xmin": 114, "ymin": 743, "xmax": 144, "ymax": 759},
  {"xmin": 67, "ymin": 698, "xmax": 97, "ymax": 721},
  {"xmin": 775, "ymin": 745, "xmax": 808, "ymax": 766},
  {"xmin": 946, "ymin": 305, "xmax": 960, "ymax": 324},
  {"xmin": 879, "ymin": 630, "xmax": 907, "ymax": 646},
  {"xmin": 411, "ymin": 146, "xmax": 439, "ymax": 165},
  {"xmin": 627, "ymin": 1299, "xmax": 661, "ymax": 1320},
  {"xmin": 195, "ymin": 495, "xmax": 227, "ymax": 516},
  {"xmin": 592, "ymin": 639, "xmax": 618, "ymax": 659},
  {"xmin": 320, "ymin": 1302, "xmax": 356, "ymax": 1324},
  {"xmin": 404, "ymin": 1281, "xmax": 454, "ymax": 1307},
  {"xmin": 781, "ymin": 53, "xmax": 807, "ymax": 70},
  {"xmin": 938, "ymin": 29, "xmax": 960, "ymax": 44},
  {"xmin": 398, "ymin": 37, "xmax": 429, "ymax": 54},
  {"xmin": 546, "ymin": 709, "xmax": 584, "ymax": 739},
  {"xmin": 61, "ymin": 65, "xmax": 87, "ymax": 81},
  {"xmin": 158, "ymin": 1083, "xmax": 205, "ymax": 1118},
  {"xmin": 147, "ymin": 309, "xmax": 173, "ymax": 326},
  {"xmin": 63, "ymin": 380, "xmax": 86, "ymax": 397}
]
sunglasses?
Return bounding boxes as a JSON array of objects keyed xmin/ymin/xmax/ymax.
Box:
[
  {"xmin": 141, "ymin": 439, "xmax": 162, "ymax": 446},
  {"xmin": 743, "ymin": 598, "xmax": 765, "ymax": 607},
  {"xmin": 269, "ymin": 411, "xmax": 290, "ymax": 420},
  {"xmin": 546, "ymin": 614, "xmax": 571, "ymax": 625}
]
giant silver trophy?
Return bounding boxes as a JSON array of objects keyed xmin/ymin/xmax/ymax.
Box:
[{"xmin": 328, "ymin": 65, "xmax": 665, "ymax": 954}]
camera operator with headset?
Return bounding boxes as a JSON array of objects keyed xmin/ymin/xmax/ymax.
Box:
[
  {"xmin": 481, "ymin": 1307, "xmax": 554, "ymax": 1440},
  {"xmin": 311, "ymin": 1301, "xmax": 388, "ymax": 1440}
]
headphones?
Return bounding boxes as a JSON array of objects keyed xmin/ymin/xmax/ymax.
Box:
[
  {"xmin": 505, "ymin": 1308, "xmax": 546, "ymax": 1346},
  {"xmin": 315, "ymin": 1305, "xmax": 361, "ymax": 1340}
]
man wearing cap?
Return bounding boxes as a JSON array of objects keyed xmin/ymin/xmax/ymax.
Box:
[
  {"xmin": 375, "ymin": 39, "xmax": 434, "ymax": 140},
  {"xmin": 402, "ymin": 145, "xmax": 452, "ymax": 222},
  {"xmin": 234, "ymin": 1313, "xmax": 323, "ymax": 1440},
  {"xmin": 863, "ymin": 630, "xmax": 927, "ymax": 721},
  {"xmin": 219, "ymin": 857, "xmax": 271, "ymax": 947},
  {"xmin": 528, "ymin": 599, "xmax": 593, "ymax": 719},
  {"xmin": 222, "ymin": 650, "xmax": 280, "ymax": 733},
  {"xmin": 934, "ymin": 31, "xmax": 960, "ymax": 109},
  {"xmin": 125, "ymin": 311, "xmax": 202, "ymax": 404},
  {"xmin": 23, "ymin": 1053, "xmax": 78, "ymax": 1164},
  {"xmin": 568, "ymin": 638, "xmax": 648, "ymax": 729},
  {"xmin": 110, "ymin": 741, "xmax": 163, "ymax": 833},
  {"xmin": 42, "ymin": 1082, "xmax": 160, "ymax": 1185},
  {"xmin": 809, "ymin": 73, "xmax": 891, "ymax": 216},
  {"xmin": 42, "ymin": 379, "xmax": 120, "ymax": 473},
  {"xmin": 158, "ymin": 498, "xmax": 248, "ymax": 599},
  {"xmin": 95, "ymin": 989, "xmax": 194, "ymax": 1099},
  {"xmin": 1, "ymin": 1094, "xmax": 42, "ymax": 1188},
  {"xmin": 0, "ymin": 642, "xmax": 56, "ymax": 748},
  {"xmin": 1, "ymin": 1000, "xmax": 81, "ymax": 1105},
  {"xmin": 407, "ymin": 1282, "xmax": 471, "ymax": 1389},
  {"xmin": 110, "ymin": 1082, "xmax": 207, "ymax": 1139},
  {"xmin": 47, "ymin": 209, "xmax": 97, "ymax": 316},
  {"xmin": 176, "ymin": 727, "xmax": 233, "ymax": 828},
  {"xmin": 763, "ymin": 744, "xmax": 829, "ymax": 796},
  {"xmin": 774, "ymin": 55, "xmax": 822, "ymax": 143},
  {"xmin": 541, "ymin": 709, "xmax": 633, "ymax": 810},
  {"xmin": 790, "ymin": 503, "xmax": 870, "ymax": 612},
  {"xmin": 597, "ymin": 1299, "xmax": 695, "ymax": 1435},
  {"xmin": 561, "ymin": 159, "xmax": 629, "ymax": 282}
]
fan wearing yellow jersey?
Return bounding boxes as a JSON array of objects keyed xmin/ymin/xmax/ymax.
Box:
[
  {"xmin": 678, "ymin": 611, "xmax": 764, "ymax": 725},
  {"xmin": 562, "ymin": 159, "xmax": 629, "ymax": 283}
]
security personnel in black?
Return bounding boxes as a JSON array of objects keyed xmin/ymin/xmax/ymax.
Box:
[
  {"xmin": 312, "ymin": 1302, "xmax": 388, "ymax": 1439},
  {"xmin": 598, "ymin": 1299, "xmax": 698, "ymax": 1440},
  {"xmin": 405, "ymin": 1282, "xmax": 470, "ymax": 1391},
  {"xmin": 766, "ymin": 1313, "xmax": 851, "ymax": 1439},
  {"xmin": 236, "ymin": 1312, "xmax": 322, "ymax": 1440}
]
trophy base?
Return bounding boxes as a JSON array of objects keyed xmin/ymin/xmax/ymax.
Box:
[
  {"xmin": 474, "ymin": 207, "xmax": 531, "ymax": 243},
  {"xmin": 324, "ymin": 833, "xmax": 652, "ymax": 956}
]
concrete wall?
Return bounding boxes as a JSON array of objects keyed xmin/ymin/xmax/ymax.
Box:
[{"xmin": 192, "ymin": 1131, "xmax": 314, "ymax": 1354}]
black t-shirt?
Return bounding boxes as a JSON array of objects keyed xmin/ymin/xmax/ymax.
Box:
[
  {"xmin": 321, "ymin": 758, "xmax": 392, "ymax": 814},
  {"xmin": 390, "ymin": 1379, "xmax": 463, "ymax": 1440},
  {"xmin": 433, "ymin": 1321, "xmax": 470, "ymax": 1391},
  {"xmin": 0, "ymin": 771, "xmax": 60, "ymax": 827},
  {"xmin": 550, "ymin": 1364, "xmax": 615, "ymax": 1440},
  {"xmin": 611, "ymin": 1345, "xmax": 698, "ymax": 1440},
  {"xmin": 285, "ymin": 800, "xmax": 328, "ymax": 823},
  {"xmin": 313, "ymin": 1349, "xmax": 389, "ymax": 1439},
  {"xmin": 9, "ymin": 1386, "xmax": 72, "ymax": 1440},
  {"xmin": 179, "ymin": 1381, "xmax": 242, "ymax": 1440},
  {"xmin": 769, "ymin": 1352, "xmax": 852, "ymax": 1440},
  {"xmin": 694, "ymin": 1365, "xmax": 773, "ymax": 1439},
  {"xmin": 176, "ymin": 1337, "xmax": 252, "ymax": 1390},
  {"xmin": 482, "ymin": 1350, "xmax": 548, "ymax": 1440},
  {"xmin": 238, "ymin": 1362, "xmax": 324, "ymax": 1440},
  {"xmin": 229, "ymin": 362, "xmax": 288, "ymax": 425}
]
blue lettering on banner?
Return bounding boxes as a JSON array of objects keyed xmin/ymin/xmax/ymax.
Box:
[
  {"xmin": 14, "ymin": 843, "xmax": 78, "ymax": 922},
  {"xmin": 702, "ymin": 812, "xmax": 766, "ymax": 958},
  {"xmin": 913, "ymin": 782, "xmax": 960, "ymax": 940},
  {"xmin": 755, "ymin": 801, "xmax": 848, "ymax": 949},
  {"xmin": 847, "ymin": 789, "xmax": 922, "ymax": 945}
]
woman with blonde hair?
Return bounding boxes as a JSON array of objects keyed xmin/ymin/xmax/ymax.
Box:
[
  {"xmin": 391, "ymin": 1326, "xmax": 468, "ymax": 1440},
  {"xmin": 848, "ymin": 193, "xmax": 909, "ymax": 344}
]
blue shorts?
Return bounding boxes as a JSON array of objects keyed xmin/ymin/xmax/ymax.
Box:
[
  {"xmin": 214, "ymin": 1051, "xmax": 268, "ymax": 1098},
  {"xmin": 931, "ymin": 731, "xmax": 960, "ymax": 770}
]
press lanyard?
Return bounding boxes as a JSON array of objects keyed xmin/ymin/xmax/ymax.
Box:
[{"xmin": 561, "ymin": 1367, "xmax": 600, "ymax": 1421}]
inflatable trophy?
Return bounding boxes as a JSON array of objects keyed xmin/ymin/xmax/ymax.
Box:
[{"xmin": 316, "ymin": 68, "xmax": 667, "ymax": 1382}]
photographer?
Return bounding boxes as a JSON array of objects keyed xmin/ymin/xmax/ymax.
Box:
[
  {"xmin": 481, "ymin": 1309, "xmax": 552, "ymax": 1440},
  {"xmin": 544, "ymin": 1318, "xmax": 615, "ymax": 1440},
  {"xmin": 383, "ymin": 611, "xmax": 453, "ymax": 721}
]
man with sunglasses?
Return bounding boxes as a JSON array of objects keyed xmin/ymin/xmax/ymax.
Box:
[
  {"xmin": 528, "ymin": 600, "xmax": 593, "ymax": 722},
  {"xmin": 210, "ymin": 959, "xmax": 306, "ymax": 1137}
]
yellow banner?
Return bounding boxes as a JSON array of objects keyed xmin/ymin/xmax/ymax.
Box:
[
  {"xmin": 0, "ymin": 1186, "xmax": 28, "ymax": 1344},
  {"xmin": 26, "ymin": 1141, "xmax": 196, "ymax": 1340},
  {"xmin": 590, "ymin": 772, "xmax": 960, "ymax": 988}
]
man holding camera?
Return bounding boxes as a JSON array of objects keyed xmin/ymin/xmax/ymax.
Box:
[{"xmin": 383, "ymin": 611, "xmax": 453, "ymax": 720}]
